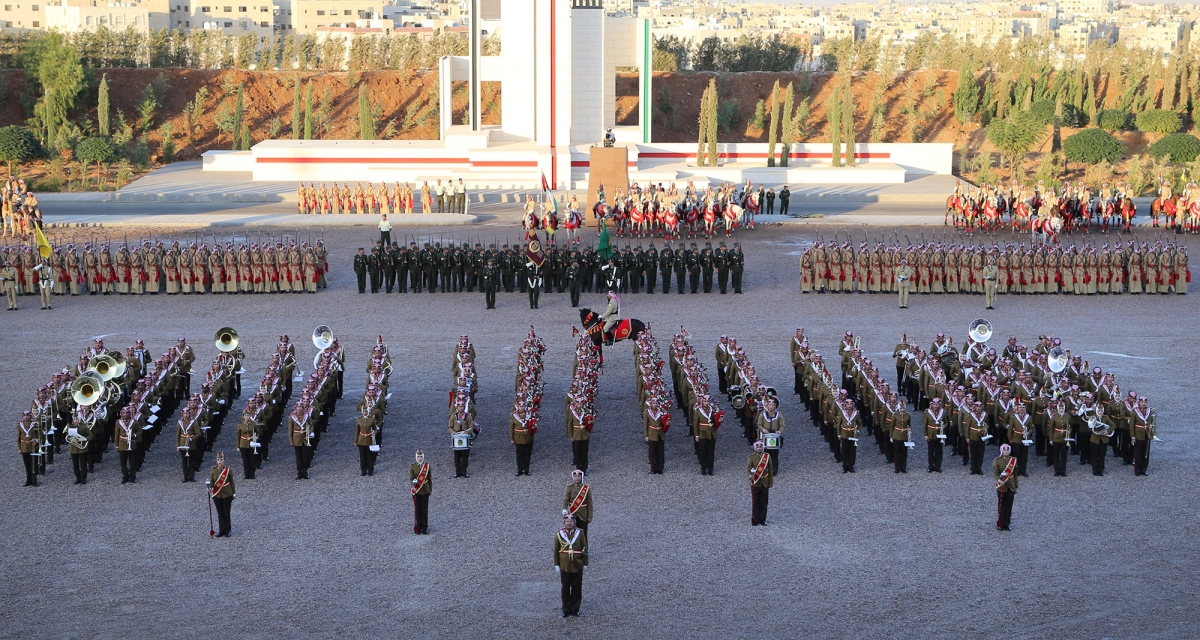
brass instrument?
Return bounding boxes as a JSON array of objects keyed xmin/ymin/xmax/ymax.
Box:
[
  {"xmin": 968, "ymin": 318, "xmax": 993, "ymax": 344},
  {"xmin": 1149, "ymin": 408, "xmax": 1160, "ymax": 441},
  {"xmin": 215, "ymin": 327, "xmax": 240, "ymax": 353},
  {"xmin": 72, "ymin": 372, "xmax": 105, "ymax": 406},
  {"xmin": 106, "ymin": 350, "xmax": 127, "ymax": 380},
  {"xmin": 729, "ymin": 385, "xmax": 746, "ymax": 409},
  {"xmin": 1048, "ymin": 346, "xmax": 1068, "ymax": 373},
  {"xmin": 1087, "ymin": 412, "xmax": 1115, "ymax": 439},
  {"xmin": 88, "ymin": 354, "xmax": 118, "ymax": 382},
  {"xmin": 312, "ymin": 325, "xmax": 334, "ymax": 370}
]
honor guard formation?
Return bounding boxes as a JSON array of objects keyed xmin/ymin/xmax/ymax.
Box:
[
  {"xmin": 296, "ymin": 179, "xmax": 468, "ymax": 215},
  {"xmin": 2, "ymin": 177, "xmax": 42, "ymax": 238},
  {"xmin": 798, "ymin": 238, "xmax": 1189, "ymax": 304},
  {"xmin": 947, "ymin": 178, "xmax": 1200, "ymax": 235},
  {"xmin": 1, "ymin": 237, "xmax": 331, "ymax": 310},
  {"xmin": 586, "ymin": 179, "xmax": 781, "ymax": 240},
  {"xmin": 354, "ymin": 235, "xmax": 748, "ymax": 297}
]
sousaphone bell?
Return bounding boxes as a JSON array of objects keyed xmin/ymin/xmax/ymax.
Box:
[
  {"xmin": 88, "ymin": 354, "xmax": 118, "ymax": 382},
  {"xmin": 312, "ymin": 325, "xmax": 334, "ymax": 369},
  {"xmin": 968, "ymin": 318, "xmax": 993, "ymax": 344},
  {"xmin": 1048, "ymin": 346, "xmax": 1068, "ymax": 373},
  {"xmin": 72, "ymin": 372, "xmax": 106, "ymax": 406},
  {"xmin": 215, "ymin": 327, "xmax": 240, "ymax": 353}
]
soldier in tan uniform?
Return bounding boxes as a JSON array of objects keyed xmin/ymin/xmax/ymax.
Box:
[
  {"xmin": 983, "ymin": 258, "xmax": 999, "ymax": 309},
  {"xmin": 562, "ymin": 469, "xmax": 593, "ymax": 536},
  {"xmin": 895, "ymin": 259, "xmax": 913, "ymax": 308},
  {"xmin": 554, "ymin": 513, "xmax": 588, "ymax": 617},
  {"xmin": 205, "ymin": 451, "xmax": 236, "ymax": 537},
  {"xmin": 748, "ymin": 440, "xmax": 773, "ymax": 526},
  {"xmin": 2, "ymin": 259, "xmax": 18, "ymax": 310}
]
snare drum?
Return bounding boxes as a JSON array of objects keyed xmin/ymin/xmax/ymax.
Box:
[
  {"xmin": 452, "ymin": 432, "xmax": 471, "ymax": 450},
  {"xmin": 762, "ymin": 432, "xmax": 781, "ymax": 450}
]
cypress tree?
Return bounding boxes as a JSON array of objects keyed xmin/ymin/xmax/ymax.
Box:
[
  {"xmin": 231, "ymin": 83, "xmax": 244, "ymax": 150},
  {"xmin": 766, "ymin": 80, "xmax": 781, "ymax": 167},
  {"xmin": 843, "ymin": 80, "xmax": 856, "ymax": 166},
  {"xmin": 704, "ymin": 78, "xmax": 718, "ymax": 167},
  {"xmin": 98, "ymin": 73, "xmax": 110, "ymax": 136},
  {"xmin": 829, "ymin": 84, "xmax": 842, "ymax": 167},
  {"xmin": 358, "ymin": 84, "xmax": 375, "ymax": 140},
  {"xmin": 291, "ymin": 76, "xmax": 302, "ymax": 139},
  {"xmin": 696, "ymin": 84, "xmax": 709, "ymax": 167},
  {"xmin": 303, "ymin": 82, "xmax": 313, "ymax": 140},
  {"xmin": 780, "ymin": 82, "xmax": 795, "ymax": 167}
]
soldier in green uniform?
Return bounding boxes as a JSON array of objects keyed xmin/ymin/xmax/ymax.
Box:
[
  {"xmin": 395, "ymin": 244, "xmax": 409, "ymax": 293},
  {"xmin": 353, "ymin": 248, "xmax": 367, "ymax": 294},
  {"xmin": 673, "ymin": 242, "xmax": 687, "ymax": 294},
  {"xmin": 983, "ymin": 257, "xmax": 999, "ymax": 309},
  {"xmin": 235, "ymin": 408, "xmax": 260, "ymax": 479},
  {"xmin": 687, "ymin": 242, "xmax": 701, "ymax": 293},
  {"xmin": 715, "ymin": 241, "xmax": 729, "ymax": 294},
  {"xmin": 566, "ymin": 398, "xmax": 591, "ymax": 473},
  {"xmin": 17, "ymin": 411, "xmax": 40, "ymax": 486},
  {"xmin": 890, "ymin": 394, "xmax": 912, "ymax": 473},
  {"xmin": 482, "ymin": 258, "xmax": 499, "ymax": 309},
  {"xmin": 923, "ymin": 396, "xmax": 945, "ymax": 473},
  {"xmin": 644, "ymin": 242, "xmax": 658, "ymax": 293},
  {"xmin": 729, "ymin": 243, "xmax": 745, "ymax": 293},
  {"xmin": 526, "ymin": 260, "xmax": 541, "ymax": 309},
  {"xmin": 554, "ymin": 513, "xmax": 588, "ymax": 617},
  {"xmin": 448, "ymin": 402, "xmax": 476, "ymax": 478},
  {"xmin": 993, "ymin": 443, "xmax": 1018, "ymax": 530},
  {"xmin": 562, "ymin": 469, "xmax": 593, "ymax": 535},
  {"xmin": 510, "ymin": 401, "xmax": 536, "ymax": 476},
  {"xmin": 566, "ymin": 258, "xmax": 582, "ymax": 307},
  {"xmin": 409, "ymin": 449, "xmax": 431, "ymax": 534},
  {"xmin": 206, "ymin": 451, "xmax": 236, "ymax": 537},
  {"xmin": 659, "ymin": 242, "xmax": 674, "ymax": 294},
  {"xmin": 691, "ymin": 394, "xmax": 720, "ymax": 475},
  {"xmin": 355, "ymin": 403, "xmax": 380, "ymax": 476},
  {"xmin": 700, "ymin": 242, "xmax": 715, "ymax": 292},
  {"xmin": 748, "ymin": 440, "xmax": 773, "ymax": 526},
  {"xmin": 895, "ymin": 259, "xmax": 913, "ymax": 308}
]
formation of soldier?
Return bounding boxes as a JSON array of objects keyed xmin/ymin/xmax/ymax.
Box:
[
  {"xmin": 566, "ymin": 333, "xmax": 600, "ymax": 474},
  {"xmin": 18, "ymin": 337, "xmax": 210, "ymax": 487},
  {"xmin": 633, "ymin": 328, "xmax": 672, "ymax": 475},
  {"xmin": 586, "ymin": 179, "xmax": 777, "ymax": 241},
  {"xmin": 354, "ymin": 338, "xmax": 391, "ymax": 477},
  {"xmin": 297, "ymin": 179, "xmax": 467, "ymax": 215},
  {"xmin": 2, "ymin": 176, "xmax": 40, "ymax": 238},
  {"xmin": 288, "ymin": 338, "xmax": 344, "ymax": 480},
  {"xmin": 355, "ymin": 238, "xmax": 747, "ymax": 297},
  {"xmin": 0, "ymin": 238, "xmax": 330, "ymax": 302},
  {"xmin": 510, "ymin": 329, "xmax": 545, "ymax": 476},
  {"xmin": 234, "ymin": 336, "xmax": 298, "ymax": 480},
  {"xmin": 448, "ymin": 335, "xmax": 479, "ymax": 478},
  {"xmin": 669, "ymin": 330, "xmax": 725, "ymax": 477},
  {"xmin": 799, "ymin": 239, "xmax": 1189, "ymax": 296},
  {"xmin": 947, "ymin": 180, "xmax": 1140, "ymax": 233}
]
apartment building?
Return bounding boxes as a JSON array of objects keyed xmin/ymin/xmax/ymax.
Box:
[
  {"xmin": 45, "ymin": 0, "xmax": 170, "ymax": 31},
  {"xmin": 1, "ymin": 1, "xmax": 44, "ymax": 29}
]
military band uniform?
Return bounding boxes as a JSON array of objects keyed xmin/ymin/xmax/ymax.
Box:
[
  {"xmin": 993, "ymin": 451, "xmax": 1018, "ymax": 530},
  {"xmin": 207, "ymin": 459, "xmax": 235, "ymax": 537},
  {"xmin": 554, "ymin": 521, "xmax": 588, "ymax": 617},
  {"xmin": 409, "ymin": 457, "xmax": 432, "ymax": 534},
  {"xmin": 563, "ymin": 479, "xmax": 593, "ymax": 536},
  {"xmin": 748, "ymin": 447, "xmax": 774, "ymax": 526}
]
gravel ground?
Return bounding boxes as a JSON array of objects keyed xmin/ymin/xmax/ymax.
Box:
[{"xmin": 2, "ymin": 223, "xmax": 1198, "ymax": 639}]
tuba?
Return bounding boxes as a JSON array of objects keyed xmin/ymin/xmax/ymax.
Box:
[
  {"xmin": 88, "ymin": 354, "xmax": 119, "ymax": 382},
  {"xmin": 968, "ymin": 318, "xmax": 992, "ymax": 344},
  {"xmin": 1048, "ymin": 346, "xmax": 1068, "ymax": 373},
  {"xmin": 215, "ymin": 327, "xmax": 240, "ymax": 353},
  {"xmin": 106, "ymin": 350, "xmax": 126, "ymax": 380},
  {"xmin": 312, "ymin": 325, "xmax": 334, "ymax": 369},
  {"xmin": 72, "ymin": 372, "xmax": 105, "ymax": 406}
]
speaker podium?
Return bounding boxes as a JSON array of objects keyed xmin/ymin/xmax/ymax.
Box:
[{"xmin": 585, "ymin": 146, "xmax": 629, "ymax": 228}]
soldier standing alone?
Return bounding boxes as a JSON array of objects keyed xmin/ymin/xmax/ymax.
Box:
[
  {"xmin": 993, "ymin": 443, "xmax": 1018, "ymax": 531},
  {"xmin": 409, "ymin": 449, "xmax": 431, "ymax": 534},
  {"xmin": 353, "ymin": 249, "xmax": 367, "ymax": 294}
]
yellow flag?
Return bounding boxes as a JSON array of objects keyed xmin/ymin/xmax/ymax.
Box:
[{"xmin": 34, "ymin": 224, "xmax": 52, "ymax": 258}]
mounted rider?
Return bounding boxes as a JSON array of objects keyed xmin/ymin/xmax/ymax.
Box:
[{"xmin": 600, "ymin": 290, "xmax": 621, "ymax": 346}]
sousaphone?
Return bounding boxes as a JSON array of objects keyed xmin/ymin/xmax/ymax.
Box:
[
  {"xmin": 88, "ymin": 354, "xmax": 118, "ymax": 382},
  {"xmin": 312, "ymin": 325, "xmax": 334, "ymax": 369},
  {"xmin": 215, "ymin": 327, "xmax": 240, "ymax": 353},
  {"xmin": 968, "ymin": 318, "xmax": 993, "ymax": 344},
  {"xmin": 1048, "ymin": 346, "xmax": 1068, "ymax": 373},
  {"xmin": 72, "ymin": 372, "xmax": 105, "ymax": 406}
]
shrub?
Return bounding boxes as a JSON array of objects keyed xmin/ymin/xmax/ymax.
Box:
[
  {"xmin": 1096, "ymin": 109, "xmax": 1132, "ymax": 132},
  {"xmin": 1060, "ymin": 103, "xmax": 1088, "ymax": 128},
  {"xmin": 1062, "ymin": 128, "xmax": 1125, "ymax": 165},
  {"xmin": 0, "ymin": 125, "xmax": 39, "ymax": 174},
  {"xmin": 1148, "ymin": 133, "xmax": 1200, "ymax": 163},
  {"xmin": 717, "ymin": 98, "xmax": 739, "ymax": 132},
  {"xmin": 1135, "ymin": 109, "xmax": 1183, "ymax": 136},
  {"xmin": 1028, "ymin": 99, "xmax": 1055, "ymax": 126}
]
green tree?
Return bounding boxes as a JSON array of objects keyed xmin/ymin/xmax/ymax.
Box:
[
  {"xmin": 779, "ymin": 82, "xmax": 795, "ymax": 167},
  {"xmin": 985, "ymin": 111, "xmax": 1043, "ymax": 177},
  {"xmin": 842, "ymin": 79, "xmax": 856, "ymax": 167},
  {"xmin": 1135, "ymin": 109, "xmax": 1182, "ymax": 137},
  {"xmin": 1148, "ymin": 133, "xmax": 1200, "ymax": 163},
  {"xmin": 953, "ymin": 65, "xmax": 979, "ymax": 124},
  {"xmin": 1062, "ymin": 128, "xmax": 1126, "ymax": 168},
  {"xmin": 32, "ymin": 32, "xmax": 86, "ymax": 149},
  {"xmin": 97, "ymin": 73, "xmax": 110, "ymax": 136},
  {"xmin": 358, "ymin": 83, "xmax": 375, "ymax": 140},
  {"xmin": 291, "ymin": 75, "xmax": 302, "ymax": 139},
  {"xmin": 766, "ymin": 80, "xmax": 780, "ymax": 167},
  {"xmin": 750, "ymin": 98, "xmax": 766, "ymax": 130},
  {"xmin": 829, "ymin": 84, "xmax": 842, "ymax": 167},
  {"xmin": 303, "ymin": 82, "xmax": 314, "ymax": 140},
  {"xmin": 0, "ymin": 126, "xmax": 37, "ymax": 176},
  {"xmin": 697, "ymin": 80, "xmax": 712, "ymax": 166},
  {"xmin": 76, "ymin": 135, "xmax": 118, "ymax": 183},
  {"xmin": 231, "ymin": 83, "xmax": 244, "ymax": 149},
  {"xmin": 705, "ymin": 80, "xmax": 718, "ymax": 166}
]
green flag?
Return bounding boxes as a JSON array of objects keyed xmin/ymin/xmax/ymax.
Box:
[{"xmin": 597, "ymin": 221, "xmax": 612, "ymax": 260}]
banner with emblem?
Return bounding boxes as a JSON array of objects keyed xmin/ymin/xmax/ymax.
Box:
[{"xmin": 525, "ymin": 230, "xmax": 545, "ymax": 267}]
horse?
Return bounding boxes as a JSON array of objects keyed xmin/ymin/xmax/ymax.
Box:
[
  {"xmin": 579, "ymin": 307, "xmax": 647, "ymax": 366},
  {"xmin": 1119, "ymin": 197, "xmax": 1137, "ymax": 232},
  {"xmin": 1151, "ymin": 193, "xmax": 1178, "ymax": 229}
]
